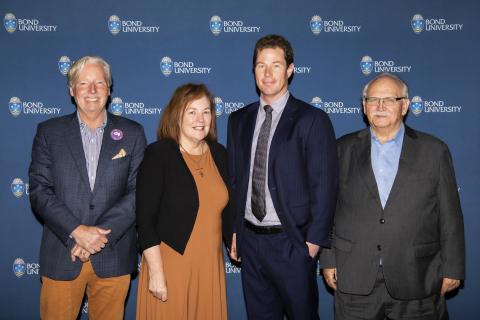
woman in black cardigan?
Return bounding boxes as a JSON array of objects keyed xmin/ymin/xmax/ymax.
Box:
[{"xmin": 135, "ymin": 83, "xmax": 234, "ymax": 319}]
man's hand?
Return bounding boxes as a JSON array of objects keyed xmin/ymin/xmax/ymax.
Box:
[
  {"xmin": 441, "ymin": 277, "xmax": 460, "ymax": 295},
  {"xmin": 70, "ymin": 243, "xmax": 90, "ymax": 262},
  {"xmin": 306, "ymin": 241, "xmax": 320, "ymax": 258},
  {"xmin": 71, "ymin": 225, "xmax": 111, "ymax": 254},
  {"xmin": 323, "ymin": 268, "xmax": 337, "ymax": 290},
  {"xmin": 230, "ymin": 233, "xmax": 241, "ymax": 262}
]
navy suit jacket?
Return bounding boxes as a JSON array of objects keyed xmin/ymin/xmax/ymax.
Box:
[
  {"xmin": 227, "ymin": 95, "xmax": 338, "ymax": 256},
  {"xmin": 29, "ymin": 112, "xmax": 146, "ymax": 280}
]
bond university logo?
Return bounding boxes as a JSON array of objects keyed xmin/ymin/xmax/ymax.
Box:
[
  {"xmin": 12, "ymin": 258, "xmax": 39, "ymax": 277},
  {"xmin": 410, "ymin": 96, "xmax": 424, "ymax": 116},
  {"xmin": 360, "ymin": 56, "xmax": 412, "ymax": 75},
  {"xmin": 409, "ymin": 95, "xmax": 462, "ymax": 116},
  {"xmin": 160, "ymin": 56, "xmax": 211, "ymax": 76},
  {"xmin": 110, "ymin": 97, "xmax": 124, "ymax": 115},
  {"xmin": 214, "ymin": 97, "xmax": 224, "ymax": 116},
  {"xmin": 82, "ymin": 301, "xmax": 89, "ymax": 314},
  {"xmin": 9, "ymin": 97, "xmax": 22, "ymax": 117},
  {"xmin": 11, "ymin": 178, "xmax": 25, "ymax": 198},
  {"xmin": 311, "ymin": 97, "xmax": 323, "ymax": 109},
  {"xmin": 108, "ymin": 15, "xmax": 121, "ymax": 35},
  {"xmin": 309, "ymin": 14, "xmax": 361, "ymax": 35},
  {"xmin": 4, "ymin": 13, "xmax": 17, "ymax": 33},
  {"xmin": 311, "ymin": 97, "xmax": 361, "ymax": 114},
  {"xmin": 209, "ymin": 15, "xmax": 260, "ymax": 35},
  {"xmin": 411, "ymin": 14, "xmax": 425, "ymax": 34},
  {"xmin": 410, "ymin": 14, "xmax": 463, "ymax": 33},
  {"xmin": 110, "ymin": 97, "xmax": 161, "ymax": 116},
  {"xmin": 360, "ymin": 56, "xmax": 373, "ymax": 75},
  {"xmin": 13, "ymin": 258, "xmax": 26, "ymax": 277},
  {"xmin": 58, "ymin": 56, "xmax": 72, "ymax": 76},
  {"xmin": 8, "ymin": 97, "xmax": 61, "ymax": 117},
  {"xmin": 210, "ymin": 15, "xmax": 222, "ymax": 35},
  {"xmin": 213, "ymin": 96, "xmax": 245, "ymax": 115},
  {"xmin": 107, "ymin": 15, "xmax": 159, "ymax": 34},
  {"xmin": 310, "ymin": 16, "xmax": 323, "ymax": 35},
  {"xmin": 3, "ymin": 12, "xmax": 57, "ymax": 33},
  {"xmin": 225, "ymin": 261, "xmax": 241, "ymax": 274},
  {"xmin": 160, "ymin": 57, "xmax": 173, "ymax": 76}
]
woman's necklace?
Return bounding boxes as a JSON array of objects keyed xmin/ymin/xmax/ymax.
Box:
[{"xmin": 180, "ymin": 142, "xmax": 206, "ymax": 178}]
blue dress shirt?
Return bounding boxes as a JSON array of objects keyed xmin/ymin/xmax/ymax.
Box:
[{"xmin": 370, "ymin": 124, "xmax": 405, "ymax": 209}]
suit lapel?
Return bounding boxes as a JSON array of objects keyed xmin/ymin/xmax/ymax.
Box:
[
  {"xmin": 239, "ymin": 104, "xmax": 259, "ymax": 185},
  {"xmin": 355, "ymin": 129, "xmax": 383, "ymax": 208},
  {"xmin": 65, "ymin": 113, "xmax": 91, "ymax": 192},
  {"xmin": 383, "ymin": 126, "xmax": 418, "ymax": 211},
  {"xmin": 93, "ymin": 113, "xmax": 117, "ymax": 193},
  {"xmin": 268, "ymin": 96, "xmax": 299, "ymax": 167},
  {"xmin": 242, "ymin": 103, "xmax": 259, "ymax": 157}
]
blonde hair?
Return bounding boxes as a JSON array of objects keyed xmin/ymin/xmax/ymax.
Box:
[{"xmin": 67, "ymin": 56, "xmax": 112, "ymax": 88}]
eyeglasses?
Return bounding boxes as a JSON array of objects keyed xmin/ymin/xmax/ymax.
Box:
[{"xmin": 364, "ymin": 97, "xmax": 406, "ymax": 107}]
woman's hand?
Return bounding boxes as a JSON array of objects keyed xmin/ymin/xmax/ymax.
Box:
[
  {"xmin": 143, "ymin": 245, "xmax": 168, "ymax": 301},
  {"xmin": 148, "ymin": 271, "xmax": 168, "ymax": 301}
]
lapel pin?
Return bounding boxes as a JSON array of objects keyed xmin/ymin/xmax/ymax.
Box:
[{"xmin": 111, "ymin": 129, "xmax": 123, "ymax": 141}]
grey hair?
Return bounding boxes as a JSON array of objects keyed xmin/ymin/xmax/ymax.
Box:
[
  {"xmin": 67, "ymin": 56, "xmax": 112, "ymax": 88},
  {"xmin": 362, "ymin": 72, "xmax": 408, "ymax": 99}
]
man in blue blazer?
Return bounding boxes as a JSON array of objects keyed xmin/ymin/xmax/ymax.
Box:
[
  {"xmin": 29, "ymin": 56, "xmax": 146, "ymax": 320},
  {"xmin": 227, "ymin": 35, "xmax": 338, "ymax": 319}
]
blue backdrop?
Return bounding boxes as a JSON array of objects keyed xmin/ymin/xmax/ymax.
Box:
[{"xmin": 1, "ymin": 0, "xmax": 479, "ymax": 318}]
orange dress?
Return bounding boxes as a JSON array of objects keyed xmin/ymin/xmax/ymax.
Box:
[{"xmin": 136, "ymin": 148, "xmax": 228, "ymax": 320}]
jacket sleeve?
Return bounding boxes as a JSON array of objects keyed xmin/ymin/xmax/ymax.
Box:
[
  {"xmin": 135, "ymin": 143, "xmax": 166, "ymax": 252},
  {"xmin": 29, "ymin": 123, "xmax": 80, "ymax": 247},
  {"xmin": 226, "ymin": 114, "xmax": 238, "ymax": 233},
  {"xmin": 437, "ymin": 144, "xmax": 465, "ymax": 280},
  {"xmin": 319, "ymin": 229, "xmax": 336, "ymax": 268},
  {"xmin": 304, "ymin": 111, "xmax": 339, "ymax": 248}
]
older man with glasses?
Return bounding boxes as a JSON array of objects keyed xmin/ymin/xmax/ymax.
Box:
[{"xmin": 320, "ymin": 73, "xmax": 465, "ymax": 320}]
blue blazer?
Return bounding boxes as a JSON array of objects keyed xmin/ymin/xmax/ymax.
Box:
[
  {"xmin": 29, "ymin": 112, "xmax": 146, "ymax": 280},
  {"xmin": 227, "ymin": 95, "xmax": 338, "ymax": 255}
]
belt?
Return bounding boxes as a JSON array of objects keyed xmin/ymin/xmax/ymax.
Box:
[{"xmin": 245, "ymin": 220, "xmax": 284, "ymax": 235}]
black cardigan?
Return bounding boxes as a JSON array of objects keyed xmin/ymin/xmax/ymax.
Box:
[{"xmin": 135, "ymin": 138, "xmax": 234, "ymax": 254}]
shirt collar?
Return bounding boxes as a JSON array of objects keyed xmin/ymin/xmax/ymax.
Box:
[
  {"xmin": 260, "ymin": 91, "xmax": 290, "ymax": 114},
  {"xmin": 370, "ymin": 123, "xmax": 405, "ymax": 146},
  {"xmin": 77, "ymin": 111, "xmax": 107, "ymax": 131}
]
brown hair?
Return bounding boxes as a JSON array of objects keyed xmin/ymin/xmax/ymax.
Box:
[
  {"xmin": 157, "ymin": 83, "xmax": 217, "ymax": 143},
  {"xmin": 253, "ymin": 34, "xmax": 294, "ymax": 69}
]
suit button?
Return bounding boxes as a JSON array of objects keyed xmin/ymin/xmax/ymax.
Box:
[
  {"xmin": 89, "ymin": 205, "xmax": 95, "ymax": 210},
  {"xmin": 377, "ymin": 245, "xmax": 382, "ymax": 251},
  {"xmin": 380, "ymin": 218, "xmax": 385, "ymax": 224}
]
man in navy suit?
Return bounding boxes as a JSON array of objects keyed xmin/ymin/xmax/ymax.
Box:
[
  {"xmin": 29, "ymin": 56, "xmax": 146, "ymax": 320},
  {"xmin": 227, "ymin": 34, "xmax": 338, "ymax": 319}
]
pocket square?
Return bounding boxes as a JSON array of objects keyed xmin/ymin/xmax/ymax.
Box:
[{"xmin": 112, "ymin": 148, "xmax": 127, "ymax": 160}]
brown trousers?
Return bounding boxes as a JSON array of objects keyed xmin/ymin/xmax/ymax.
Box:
[{"xmin": 40, "ymin": 260, "xmax": 130, "ymax": 320}]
